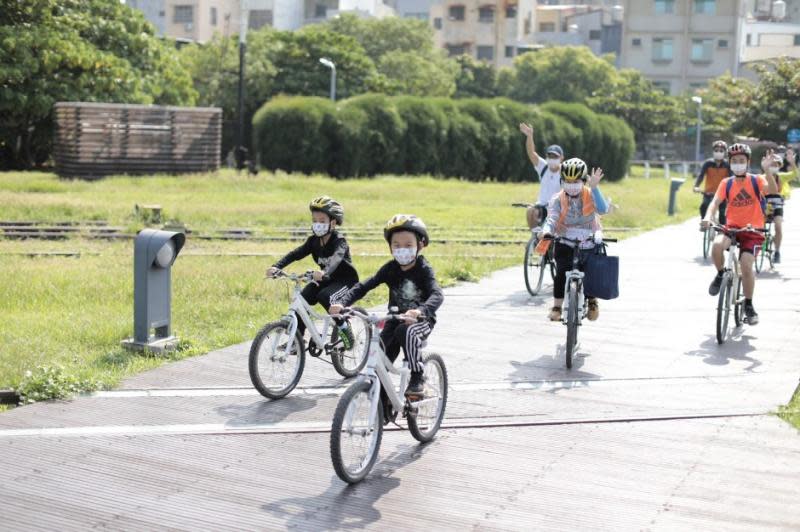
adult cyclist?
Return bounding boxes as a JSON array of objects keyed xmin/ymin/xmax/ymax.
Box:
[
  {"xmin": 519, "ymin": 122, "xmax": 564, "ymax": 229},
  {"xmin": 762, "ymin": 147, "xmax": 797, "ymax": 263},
  {"xmin": 693, "ymin": 140, "xmax": 731, "ymax": 226}
]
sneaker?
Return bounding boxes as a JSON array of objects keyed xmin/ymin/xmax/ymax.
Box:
[
  {"xmin": 337, "ymin": 322, "xmax": 355, "ymax": 350},
  {"xmin": 548, "ymin": 307, "xmax": 562, "ymax": 321},
  {"xmin": 709, "ymin": 271, "xmax": 724, "ymax": 296},
  {"xmin": 587, "ymin": 298, "xmax": 599, "ymax": 321},
  {"xmin": 744, "ymin": 302, "xmax": 759, "ymax": 325},
  {"xmin": 773, "ymin": 250, "xmax": 781, "ymax": 264},
  {"xmin": 382, "ymin": 400, "xmax": 396, "ymax": 426},
  {"xmin": 405, "ymin": 372, "xmax": 425, "ymax": 399}
]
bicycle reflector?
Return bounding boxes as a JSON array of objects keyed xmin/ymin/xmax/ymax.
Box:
[{"xmin": 122, "ymin": 229, "xmax": 186, "ymax": 354}]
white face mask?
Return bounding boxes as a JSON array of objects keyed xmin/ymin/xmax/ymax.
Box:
[
  {"xmin": 730, "ymin": 163, "xmax": 748, "ymax": 176},
  {"xmin": 311, "ymin": 222, "xmax": 330, "ymax": 237},
  {"xmin": 547, "ymin": 157, "xmax": 561, "ymax": 170},
  {"xmin": 563, "ymin": 182, "xmax": 583, "ymax": 196},
  {"xmin": 713, "ymin": 151, "xmax": 725, "ymax": 160},
  {"xmin": 392, "ymin": 247, "xmax": 417, "ymax": 266}
]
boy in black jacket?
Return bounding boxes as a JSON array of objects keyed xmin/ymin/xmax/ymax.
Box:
[
  {"xmin": 330, "ymin": 214, "xmax": 443, "ymax": 398},
  {"xmin": 267, "ymin": 196, "xmax": 358, "ymax": 340}
]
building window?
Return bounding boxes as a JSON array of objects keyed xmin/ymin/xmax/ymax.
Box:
[
  {"xmin": 158, "ymin": 10, "xmax": 165, "ymax": 17},
  {"xmin": 434, "ymin": 17, "xmax": 443, "ymax": 29},
  {"xmin": 718, "ymin": 39, "xmax": 728, "ymax": 48},
  {"xmin": 506, "ymin": 6, "xmax": 517, "ymax": 18},
  {"xmin": 505, "ymin": 45, "xmax": 514, "ymax": 57},
  {"xmin": 654, "ymin": 0, "xmax": 675, "ymax": 14},
  {"xmin": 446, "ymin": 44, "xmax": 468, "ymax": 56},
  {"xmin": 210, "ymin": 7, "xmax": 217, "ymax": 26},
  {"xmin": 173, "ymin": 5, "xmax": 193, "ymax": 23},
  {"xmin": 653, "ymin": 80, "xmax": 671, "ymax": 94},
  {"xmin": 689, "ymin": 82, "xmax": 706, "ymax": 92},
  {"xmin": 477, "ymin": 45, "xmax": 494, "ymax": 61},
  {"xmin": 249, "ymin": 10, "xmax": 272, "ymax": 30},
  {"xmin": 315, "ymin": 4, "xmax": 327, "ymax": 18},
  {"xmin": 405, "ymin": 12, "xmax": 429, "ymax": 21},
  {"xmin": 691, "ymin": 38, "xmax": 713, "ymax": 62},
  {"xmin": 693, "ymin": 0, "xmax": 716, "ymax": 14},
  {"xmin": 539, "ymin": 22, "xmax": 556, "ymax": 32},
  {"xmin": 652, "ymin": 37, "xmax": 674, "ymax": 62},
  {"xmin": 449, "ymin": 5, "xmax": 465, "ymax": 21},
  {"xmin": 795, "ymin": 34, "xmax": 800, "ymax": 45},
  {"xmin": 478, "ymin": 6, "xmax": 494, "ymax": 23},
  {"xmin": 632, "ymin": 37, "xmax": 642, "ymax": 46},
  {"xmin": 589, "ymin": 29, "xmax": 602, "ymax": 40},
  {"xmin": 524, "ymin": 14, "xmax": 531, "ymax": 34},
  {"xmin": 746, "ymin": 33, "xmax": 752, "ymax": 46}
]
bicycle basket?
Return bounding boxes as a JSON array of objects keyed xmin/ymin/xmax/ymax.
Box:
[{"xmin": 583, "ymin": 247, "xmax": 619, "ymax": 300}]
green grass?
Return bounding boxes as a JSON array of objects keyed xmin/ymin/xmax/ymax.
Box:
[
  {"xmin": 778, "ymin": 386, "xmax": 800, "ymax": 431},
  {"xmin": 0, "ymin": 169, "xmax": 702, "ymax": 395}
]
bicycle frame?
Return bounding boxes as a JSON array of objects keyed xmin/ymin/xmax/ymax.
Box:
[
  {"xmin": 276, "ymin": 274, "xmax": 336, "ymax": 357},
  {"xmin": 560, "ymin": 243, "xmax": 589, "ymax": 324}
]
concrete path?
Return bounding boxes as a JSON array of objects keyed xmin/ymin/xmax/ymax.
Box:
[{"xmin": 2, "ymin": 204, "xmax": 799, "ymax": 530}]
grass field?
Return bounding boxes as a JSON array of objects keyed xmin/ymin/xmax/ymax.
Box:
[{"xmin": 0, "ymin": 169, "xmax": 702, "ymax": 396}]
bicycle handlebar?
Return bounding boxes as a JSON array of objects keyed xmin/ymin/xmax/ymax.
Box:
[
  {"xmin": 540, "ymin": 235, "xmax": 616, "ymax": 244},
  {"xmin": 334, "ymin": 307, "xmax": 426, "ymax": 325},
  {"xmin": 711, "ymin": 224, "xmax": 768, "ymax": 235},
  {"xmin": 511, "ymin": 202, "xmax": 537, "ymax": 208},
  {"xmin": 267, "ymin": 268, "xmax": 319, "ymax": 283}
]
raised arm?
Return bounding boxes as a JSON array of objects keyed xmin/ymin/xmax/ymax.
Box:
[{"xmin": 519, "ymin": 122, "xmax": 540, "ymax": 167}]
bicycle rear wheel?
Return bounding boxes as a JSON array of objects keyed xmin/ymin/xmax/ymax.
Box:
[
  {"xmin": 715, "ymin": 273, "xmax": 732, "ymax": 344},
  {"xmin": 408, "ymin": 353, "xmax": 448, "ymax": 443},
  {"xmin": 524, "ymin": 236, "xmax": 546, "ymax": 296},
  {"xmin": 565, "ymin": 283, "xmax": 579, "ymax": 369},
  {"xmin": 249, "ymin": 320, "xmax": 305, "ymax": 399},
  {"xmin": 330, "ymin": 379, "xmax": 382, "ymax": 484},
  {"xmin": 755, "ymin": 237, "xmax": 767, "ymax": 273}
]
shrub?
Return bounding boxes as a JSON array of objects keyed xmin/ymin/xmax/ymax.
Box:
[
  {"xmin": 394, "ymin": 96, "xmax": 449, "ymax": 175},
  {"xmin": 342, "ymin": 94, "xmax": 406, "ymax": 175},
  {"xmin": 16, "ymin": 365, "xmax": 101, "ymax": 404}
]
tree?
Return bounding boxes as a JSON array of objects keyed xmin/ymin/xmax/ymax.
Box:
[
  {"xmin": 454, "ymin": 55, "xmax": 498, "ymax": 98},
  {"xmin": 506, "ymin": 47, "xmax": 617, "ymax": 104},
  {"xmin": 740, "ymin": 57, "xmax": 800, "ymax": 141},
  {"xmin": 0, "ymin": 0, "xmax": 196, "ymax": 169},
  {"xmin": 378, "ymin": 52, "xmax": 457, "ymax": 97},
  {"xmin": 588, "ymin": 69, "xmax": 683, "ymax": 150},
  {"xmin": 324, "ymin": 13, "xmax": 435, "ymax": 63}
]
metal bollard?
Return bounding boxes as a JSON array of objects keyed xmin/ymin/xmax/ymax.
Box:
[
  {"xmin": 122, "ymin": 229, "xmax": 186, "ymax": 353},
  {"xmin": 644, "ymin": 161, "xmax": 650, "ymax": 179},
  {"xmin": 664, "ymin": 162, "xmax": 670, "ymax": 179},
  {"xmin": 668, "ymin": 178, "xmax": 685, "ymax": 216}
]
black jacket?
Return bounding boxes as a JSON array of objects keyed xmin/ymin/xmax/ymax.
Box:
[{"xmin": 272, "ymin": 231, "xmax": 358, "ymax": 283}]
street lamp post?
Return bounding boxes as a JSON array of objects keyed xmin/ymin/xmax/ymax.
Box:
[
  {"xmin": 236, "ymin": 0, "xmax": 248, "ymax": 171},
  {"xmin": 691, "ymin": 96, "xmax": 703, "ymax": 163},
  {"xmin": 319, "ymin": 58, "xmax": 336, "ymax": 101}
]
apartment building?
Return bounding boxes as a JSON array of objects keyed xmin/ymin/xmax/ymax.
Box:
[
  {"xmin": 430, "ymin": 0, "xmax": 537, "ymax": 68},
  {"xmin": 746, "ymin": 0, "xmax": 800, "ymax": 22},
  {"xmin": 388, "ymin": 0, "xmax": 436, "ymax": 20},
  {"xmin": 535, "ymin": 4, "xmax": 623, "ymax": 58},
  {"xmin": 619, "ymin": 0, "xmax": 743, "ymax": 95},
  {"xmin": 305, "ymin": 0, "xmax": 396, "ymax": 24}
]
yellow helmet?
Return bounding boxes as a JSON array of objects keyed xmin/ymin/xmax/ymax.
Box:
[
  {"xmin": 384, "ymin": 214, "xmax": 429, "ymax": 246},
  {"xmin": 560, "ymin": 158, "xmax": 588, "ymax": 183}
]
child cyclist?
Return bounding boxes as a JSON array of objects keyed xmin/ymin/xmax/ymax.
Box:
[
  {"xmin": 267, "ymin": 196, "xmax": 359, "ymax": 344},
  {"xmin": 693, "ymin": 140, "xmax": 731, "ymax": 225},
  {"xmin": 761, "ymin": 147, "xmax": 797, "ymax": 263},
  {"xmin": 702, "ymin": 144, "xmax": 779, "ymax": 325},
  {"xmin": 540, "ymin": 158, "xmax": 610, "ymax": 322},
  {"xmin": 330, "ymin": 215, "xmax": 443, "ymax": 403}
]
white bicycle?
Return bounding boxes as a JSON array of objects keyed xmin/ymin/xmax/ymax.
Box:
[
  {"xmin": 248, "ymin": 270, "xmax": 370, "ymax": 400},
  {"xmin": 329, "ymin": 308, "xmax": 448, "ymax": 484}
]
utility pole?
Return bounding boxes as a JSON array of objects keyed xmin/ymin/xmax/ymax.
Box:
[{"xmin": 236, "ymin": 0, "xmax": 248, "ymax": 171}]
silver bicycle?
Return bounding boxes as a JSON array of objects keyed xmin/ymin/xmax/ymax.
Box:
[
  {"xmin": 248, "ymin": 270, "xmax": 370, "ymax": 400},
  {"xmin": 712, "ymin": 225, "xmax": 766, "ymax": 344},
  {"xmin": 329, "ymin": 307, "xmax": 448, "ymax": 484}
]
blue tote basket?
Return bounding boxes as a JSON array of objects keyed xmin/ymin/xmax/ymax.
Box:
[{"xmin": 583, "ymin": 247, "xmax": 619, "ymax": 300}]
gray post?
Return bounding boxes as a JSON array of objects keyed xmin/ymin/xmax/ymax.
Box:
[
  {"xmin": 668, "ymin": 178, "xmax": 686, "ymax": 216},
  {"xmin": 330, "ymin": 67, "xmax": 337, "ymax": 102},
  {"xmin": 122, "ymin": 229, "xmax": 186, "ymax": 353}
]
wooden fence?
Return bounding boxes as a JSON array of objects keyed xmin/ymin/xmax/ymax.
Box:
[{"xmin": 53, "ymin": 102, "xmax": 222, "ymax": 179}]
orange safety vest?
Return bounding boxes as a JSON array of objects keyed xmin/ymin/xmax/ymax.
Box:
[{"xmin": 555, "ymin": 187, "xmax": 596, "ymax": 234}]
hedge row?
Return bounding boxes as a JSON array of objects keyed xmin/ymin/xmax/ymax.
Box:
[{"xmin": 252, "ymin": 95, "xmax": 634, "ymax": 182}]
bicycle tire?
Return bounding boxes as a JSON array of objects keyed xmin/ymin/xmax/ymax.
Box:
[
  {"xmin": 330, "ymin": 379, "xmax": 383, "ymax": 484},
  {"xmin": 733, "ymin": 276, "xmax": 744, "ymax": 327},
  {"xmin": 408, "ymin": 353, "xmax": 448, "ymax": 443},
  {"xmin": 548, "ymin": 247, "xmax": 557, "ymax": 281},
  {"xmin": 565, "ymin": 282, "xmax": 579, "ymax": 369},
  {"xmin": 524, "ymin": 236, "xmax": 546, "ymax": 296},
  {"xmin": 755, "ymin": 237, "xmax": 767, "ymax": 273},
  {"xmin": 715, "ymin": 273, "xmax": 732, "ymax": 344},
  {"xmin": 249, "ymin": 320, "xmax": 305, "ymax": 400},
  {"xmin": 330, "ymin": 306, "xmax": 372, "ymax": 378},
  {"xmin": 702, "ymin": 226, "xmax": 713, "ymax": 259}
]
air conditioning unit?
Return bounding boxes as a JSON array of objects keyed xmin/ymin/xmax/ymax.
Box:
[{"xmin": 184, "ymin": 22, "xmax": 193, "ymax": 31}]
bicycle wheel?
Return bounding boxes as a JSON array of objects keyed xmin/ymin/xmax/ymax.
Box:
[
  {"xmin": 715, "ymin": 273, "xmax": 732, "ymax": 344},
  {"xmin": 565, "ymin": 282, "xmax": 579, "ymax": 369},
  {"xmin": 408, "ymin": 353, "xmax": 448, "ymax": 443},
  {"xmin": 703, "ymin": 226, "xmax": 713, "ymax": 259},
  {"xmin": 548, "ymin": 246, "xmax": 557, "ymax": 281},
  {"xmin": 523, "ymin": 236, "xmax": 546, "ymax": 296},
  {"xmin": 330, "ymin": 307, "xmax": 371, "ymax": 378},
  {"xmin": 733, "ymin": 276, "xmax": 744, "ymax": 327},
  {"xmin": 330, "ymin": 379, "xmax": 383, "ymax": 484},
  {"xmin": 249, "ymin": 320, "xmax": 305, "ymax": 399}
]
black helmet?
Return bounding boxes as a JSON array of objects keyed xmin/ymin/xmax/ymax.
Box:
[
  {"xmin": 727, "ymin": 143, "xmax": 751, "ymax": 160},
  {"xmin": 383, "ymin": 214, "xmax": 429, "ymax": 246},
  {"xmin": 309, "ymin": 196, "xmax": 344, "ymax": 225}
]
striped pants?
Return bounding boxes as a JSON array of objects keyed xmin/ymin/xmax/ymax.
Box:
[{"xmin": 380, "ymin": 319, "xmax": 432, "ymax": 374}]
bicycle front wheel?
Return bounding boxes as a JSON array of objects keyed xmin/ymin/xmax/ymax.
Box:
[
  {"xmin": 733, "ymin": 276, "xmax": 744, "ymax": 327},
  {"xmin": 330, "ymin": 307, "xmax": 371, "ymax": 378},
  {"xmin": 524, "ymin": 236, "xmax": 546, "ymax": 296},
  {"xmin": 249, "ymin": 320, "xmax": 305, "ymax": 399},
  {"xmin": 715, "ymin": 273, "xmax": 732, "ymax": 344},
  {"xmin": 565, "ymin": 283, "xmax": 579, "ymax": 369},
  {"xmin": 408, "ymin": 353, "xmax": 448, "ymax": 443},
  {"xmin": 330, "ymin": 379, "xmax": 383, "ymax": 484}
]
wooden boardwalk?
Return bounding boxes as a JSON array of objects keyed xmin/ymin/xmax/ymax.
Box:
[{"xmin": 1, "ymin": 203, "xmax": 799, "ymax": 530}]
